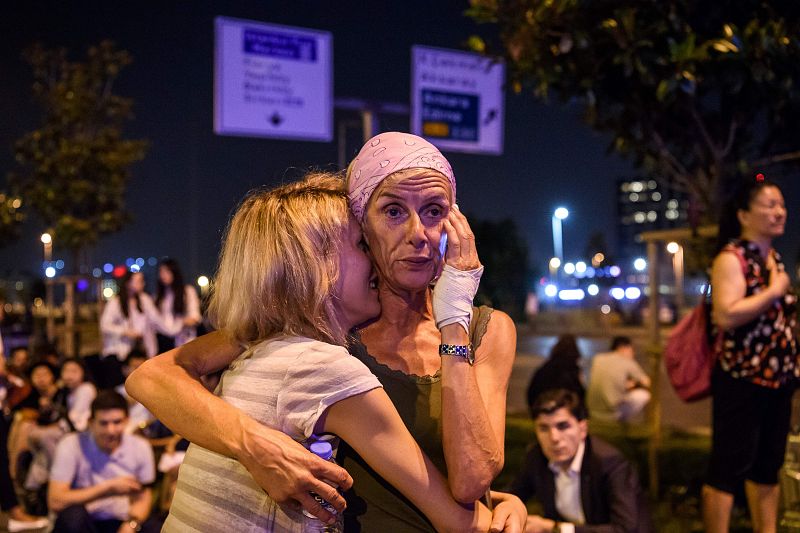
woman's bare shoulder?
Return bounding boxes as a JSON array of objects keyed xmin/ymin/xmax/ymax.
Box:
[{"xmin": 479, "ymin": 309, "xmax": 516, "ymax": 359}]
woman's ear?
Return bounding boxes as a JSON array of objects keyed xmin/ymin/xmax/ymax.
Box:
[{"xmin": 736, "ymin": 208, "xmax": 749, "ymax": 229}]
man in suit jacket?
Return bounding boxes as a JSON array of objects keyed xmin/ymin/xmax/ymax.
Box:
[{"xmin": 510, "ymin": 389, "xmax": 650, "ymax": 533}]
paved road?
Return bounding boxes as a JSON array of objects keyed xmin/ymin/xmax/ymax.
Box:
[{"xmin": 508, "ymin": 329, "xmax": 711, "ymax": 434}]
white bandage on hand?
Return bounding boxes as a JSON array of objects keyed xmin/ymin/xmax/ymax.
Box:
[{"xmin": 432, "ymin": 264, "xmax": 484, "ymax": 334}]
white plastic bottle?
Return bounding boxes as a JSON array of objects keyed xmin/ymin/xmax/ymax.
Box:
[{"xmin": 301, "ymin": 441, "xmax": 344, "ymax": 533}]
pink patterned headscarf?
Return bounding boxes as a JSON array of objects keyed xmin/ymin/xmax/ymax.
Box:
[{"xmin": 347, "ymin": 132, "xmax": 456, "ymax": 222}]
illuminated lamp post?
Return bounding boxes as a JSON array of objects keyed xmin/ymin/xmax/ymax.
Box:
[
  {"xmin": 552, "ymin": 207, "xmax": 569, "ymax": 262},
  {"xmin": 666, "ymin": 241, "xmax": 684, "ymax": 311},
  {"xmin": 41, "ymin": 232, "xmax": 55, "ymax": 342}
]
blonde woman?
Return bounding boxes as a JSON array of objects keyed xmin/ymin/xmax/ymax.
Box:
[{"xmin": 143, "ymin": 173, "xmax": 523, "ymax": 532}]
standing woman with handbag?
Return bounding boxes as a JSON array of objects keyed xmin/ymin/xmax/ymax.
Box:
[{"xmin": 703, "ymin": 176, "xmax": 798, "ymax": 533}]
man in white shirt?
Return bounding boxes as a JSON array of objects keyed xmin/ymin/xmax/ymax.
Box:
[
  {"xmin": 510, "ymin": 389, "xmax": 650, "ymax": 533},
  {"xmin": 586, "ymin": 336, "xmax": 651, "ymax": 423},
  {"xmin": 48, "ymin": 390, "xmax": 160, "ymax": 533}
]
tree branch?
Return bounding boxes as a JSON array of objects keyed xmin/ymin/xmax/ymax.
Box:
[
  {"xmin": 689, "ymin": 104, "xmax": 720, "ymax": 158},
  {"xmin": 750, "ymin": 150, "xmax": 800, "ymax": 168},
  {"xmin": 721, "ymin": 118, "xmax": 738, "ymax": 157},
  {"xmin": 652, "ymin": 130, "xmax": 690, "ymax": 178}
]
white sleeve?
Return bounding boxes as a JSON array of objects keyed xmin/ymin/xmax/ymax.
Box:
[
  {"xmin": 144, "ymin": 294, "xmax": 181, "ymax": 336},
  {"xmin": 100, "ymin": 298, "xmax": 127, "ymax": 336},
  {"xmin": 68, "ymin": 383, "xmax": 97, "ymax": 432},
  {"xmin": 559, "ymin": 523, "xmax": 575, "ymax": 533},
  {"xmin": 277, "ymin": 344, "xmax": 381, "ymax": 440}
]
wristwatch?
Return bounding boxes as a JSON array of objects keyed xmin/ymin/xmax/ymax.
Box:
[
  {"xmin": 551, "ymin": 522, "xmax": 562, "ymax": 533},
  {"xmin": 439, "ymin": 343, "xmax": 474, "ymax": 365},
  {"xmin": 127, "ymin": 519, "xmax": 142, "ymax": 532}
]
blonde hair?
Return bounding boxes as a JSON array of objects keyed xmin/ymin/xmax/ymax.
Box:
[{"xmin": 208, "ymin": 172, "xmax": 351, "ymax": 347}]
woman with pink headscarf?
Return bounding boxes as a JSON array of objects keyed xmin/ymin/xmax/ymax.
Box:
[{"xmin": 127, "ymin": 133, "xmax": 519, "ymax": 531}]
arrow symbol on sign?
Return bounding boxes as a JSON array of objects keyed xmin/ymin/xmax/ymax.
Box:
[
  {"xmin": 269, "ymin": 112, "xmax": 284, "ymax": 126},
  {"xmin": 483, "ymin": 109, "xmax": 497, "ymax": 126}
]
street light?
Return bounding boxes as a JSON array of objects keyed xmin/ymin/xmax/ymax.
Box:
[
  {"xmin": 667, "ymin": 241, "xmax": 684, "ymax": 311},
  {"xmin": 41, "ymin": 232, "xmax": 54, "ymax": 342},
  {"xmin": 552, "ymin": 207, "xmax": 569, "ymax": 262},
  {"xmin": 548, "ymin": 257, "xmax": 561, "ymax": 279},
  {"xmin": 197, "ymin": 275, "xmax": 210, "ymax": 297}
]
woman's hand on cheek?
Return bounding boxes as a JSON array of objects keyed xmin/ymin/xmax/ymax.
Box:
[{"xmin": 443, "ymin": 206, "xmax": 481, "ymax": 271}]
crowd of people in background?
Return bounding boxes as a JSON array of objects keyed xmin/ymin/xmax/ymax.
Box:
[
  {"xmin": 0, "ymin": 258, "xmax": 199, "ymax": 532},
  {"xmin": 0, "ymin": 144, "xmax": 795, "ymax": 533}
]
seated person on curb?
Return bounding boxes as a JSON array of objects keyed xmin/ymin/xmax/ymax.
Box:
[
  {"xmin": 586, "ymin": 337, "xmax": 651, "ymax": 424},
  {"xmin": 24, "ymin": 359, "xmax": 97, "ymax": 492},
  {"xmin": 510, "ymin": 389, "xmax": 651, "ymax": 533},
  {"xmin": 47, "ymin": 390, "xmax": 160, "ymax": 533}
]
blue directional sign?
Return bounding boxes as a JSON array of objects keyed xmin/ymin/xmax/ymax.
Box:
[
  {"xmin": 214, "ymin": 17, "xmax": 332, "ymax": 141},
  {"xmin": 412, "ymin": 46, "xmax": 505, "ymax": 155},
  {"xmin": 421, "ymin": 89, "xmax": 479, "ymax": 142}
]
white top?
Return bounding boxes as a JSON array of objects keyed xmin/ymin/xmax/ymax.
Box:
[
  {"xmin": 163, "ymin": 336, "xmax": 382, "ymax": 532},
  {"xmin": 66, "ymin": 382, "xmax": 97, "ymax": 432},
  {"xmin": 153, "ymin": 285, "xmax": 202, "ymax": 347},
  {"xmin": 548, "ymin": 441, "xmax": 586, "ymax": 532},
  {"xmin": 586, "ymin": 352, "xmax": 649, "ymax": 423},
  {"xmin": 100, "ymin": 294, "xmax": 159, "ymax": 359}
]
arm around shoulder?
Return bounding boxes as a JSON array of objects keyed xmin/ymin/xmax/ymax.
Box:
[
  {"xmin": 125, "ymin": 331, "xmax": 249, "ymax": 458},
  {"xmin": 124, "ymin": 332, "xmax": 354, "ymax": 520}
]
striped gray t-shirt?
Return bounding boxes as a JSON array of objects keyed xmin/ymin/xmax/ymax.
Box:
[{"xmin": 164, "ymin": 336, "xmax": 382, "ymax": 532}]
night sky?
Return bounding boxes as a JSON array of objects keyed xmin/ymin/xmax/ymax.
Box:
[{"xmin": 2, "ymin": 1, "xmax": 797, "ymax": 284}]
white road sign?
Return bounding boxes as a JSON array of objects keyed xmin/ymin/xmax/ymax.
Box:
[
  {"xmin": 214, "ymin": 17, "xmax": 332, "ymax": 141},
  {"xmin": 411, "ymin": 45, "xmax": 505, "ymax": 155}
]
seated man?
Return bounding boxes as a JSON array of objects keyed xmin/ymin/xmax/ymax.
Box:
[
  {"xmin": 47, "ymin": 390, "xmax": 160, "ymax": 533},
  {"xmin": 586, "ymin": 336, "xmax": 651, "ymax": 423},
  {"xmin": 510, "ymin": 389, "xmax": 651, "ymax": 533}
]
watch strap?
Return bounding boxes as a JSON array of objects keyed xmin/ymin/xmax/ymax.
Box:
[{"xmin": 439, "ymin": 343, "xmax": 474, "ymax": 365}]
